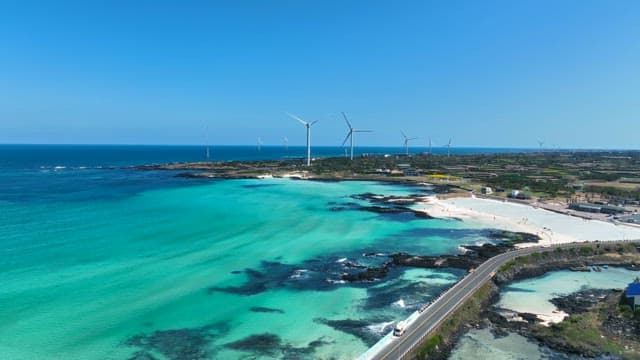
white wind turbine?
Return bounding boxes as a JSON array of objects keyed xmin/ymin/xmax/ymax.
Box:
[
  {"xmin": 401, "ymin": 131, "xmax": 417, "ymax": 155},
  {"xmin": 284, "ymin": 136, "xmax": 289, "ymax": 152},
  {"xmin": 341, "ymin": 112, "xmax": 372, "ymax": 160},
  {"xmin": 257, "ymin": 136, "xmax": 263, "ymax": 152},
  {"xmin": 446, "ymin": 138, "xmax": 452, "ymax": 157},
  {"xmin": 537, "ymin": 140, "xmax": 544, "ymax": 152},
  {"xmin": 204, "ymin": 124, "xmax": 211, "ymax": 160},
  {"xmin": 287, "ymin": 113, "xmax": 318, "ymax": 166}
]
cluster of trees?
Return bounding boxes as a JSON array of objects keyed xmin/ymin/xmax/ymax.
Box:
[
  {"xmin": 585, "ymin": 185, "xmax": 640, "ymax": 201},
  {"xmin": 486, "ymin": 174, "xmax": 571, "ymax": 197}
]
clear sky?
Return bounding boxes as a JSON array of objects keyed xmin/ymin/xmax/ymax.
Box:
[{"xmin": 1, "ymin": 0, "xmax": 639, "ymax": 148}]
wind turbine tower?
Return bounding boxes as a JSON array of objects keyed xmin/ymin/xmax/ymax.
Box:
[
  {"xmin": 401, "ymin": 131, "xmax": 417, "ymax": 155},
  {"xmin": 537, "ymin": 140, "xmax": 544, "ymax": 152},
  {"xmin": 447, "ymin": 138, "xmax": 452, "ymax": 157},
  {"xmin": 205, "ymin": 124, "xmax": 210, "ymax": 160},
  {"xmin": 288, "ymin": 113, "xmax": 318, "ymax": 166},
  {"xmin": 284, "ymin": 136, "xmax": 289, "ymax": 152},
  {"xmin": 257, "ymin": 137, "xmax": 263, "ymax": 152},
  {"xmin": 341, "ymin": 112, "xmax": 372, "ymax": 160}
]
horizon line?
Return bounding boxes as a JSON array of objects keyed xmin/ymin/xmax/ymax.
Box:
[{"xmin": 1, "ymin": 143, "xmax": 639, "ymax": 151}]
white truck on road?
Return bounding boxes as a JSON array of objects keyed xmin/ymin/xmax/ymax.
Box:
[{"xmin": 393, "ymin": 321, "xmax": 406, "ymax": 336}]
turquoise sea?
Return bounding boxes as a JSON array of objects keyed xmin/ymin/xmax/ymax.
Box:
[{"xmin": 0, "ymin": 145, "xmax": 565, "ymax": 359}]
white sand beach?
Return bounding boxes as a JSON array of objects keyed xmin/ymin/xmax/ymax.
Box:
[{"xmin": 417, "ymin": 196, "xmax": 640, "ymax": 247}]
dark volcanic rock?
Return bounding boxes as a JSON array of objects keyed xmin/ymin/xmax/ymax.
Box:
[
  {"xmin": 550, "ymin": 289, "xmax": 614, "ymax": 314},
  {"xmin": 342, "ymin": 232, "xmax": 541, "ymax": 283},
  {"xmin": 518, "ymin": 312, "xmax": 540, "ymax": 323},
  {"xmin": 250, "ymin": 306, "xmax": 285, "ymax": 314},
  {"xmin": 125, "ymin": 324, "xmax": 227, "ymax": 360},
  {"xmin": 224, "ymin": 333, "xmax": 282, "ymax": 357},
  {"xmin": 341, "ymin": 264, "xmax": 392, "ymax": 282},
  {"xmin": 223, "ymin": 333, "xmax": 333, "ymax": 358},
  {"xmin": 390, "ymin": 252, "xmax": 483, "ymax": 270}
]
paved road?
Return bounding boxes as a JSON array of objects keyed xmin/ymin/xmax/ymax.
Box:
[{"xmin": 370, "ymin": 240, "xmax": 638, "ymax": 360}]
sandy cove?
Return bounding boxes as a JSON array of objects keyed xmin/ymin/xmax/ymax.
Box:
[
  {"xmin": 416, "ymin": 196, "xmax": 575, "ymax": 247},
  {"xmin": 416, "ymin": 195, "xmax": 640, "ymax": 248}
]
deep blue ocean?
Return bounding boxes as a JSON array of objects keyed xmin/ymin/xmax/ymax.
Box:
[
  {"xmin": 0, "ymin": 144, "xmax": 538, "ymax": 203},
  {"xmin": 0, "ymin": 144, "xmax": 541, "ymax": 169}
]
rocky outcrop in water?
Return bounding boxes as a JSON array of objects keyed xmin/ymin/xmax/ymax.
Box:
[
  {"xmin": 125, "ymin": 323, "xmax": 229, "ymax": 360},
  {"xmin": 550, "ymin": 289, "xmax": 614, "ymax": 314},
  {"xmin": 223, "ymin": 333, "xmax": 333, "ymax": 358},
  {"xmin": 329, "ymin": 193, "xmax": 435, "ymax": 220},
  {"xmin": 250, "ymin": 307, "xmax": 285, "ymax": 314},
  {"xmin": 342, "ymin": 231, "xmax": 540, "ymax": 283}
]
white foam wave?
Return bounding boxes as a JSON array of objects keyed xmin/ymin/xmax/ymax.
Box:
[{"xmin": 366, "ymin": 321, "xmax": 394, "ymax": 334}]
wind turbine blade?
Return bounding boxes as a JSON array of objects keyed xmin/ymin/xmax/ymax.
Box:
[
  {"xmin": 287, "ymin": 113, "xmax": 308, "ymax": 125},
  {"xmin": 341, "ymin": 132, "xmax": 351, "ymax": 147},
  {"xmin": 354, "ymin": 130, "xmax": 372, "ymax": 133},
  {"xmin": 342, "ymin": 112, "xmax": 352, "ymax": 129},
  {"xmin": 401, "ymin": 130, "xmax": 407, "ymax": 139},
  {"xmin": 310, "ymin": 120, "xmax": 319, "ymax": 126},
  {"xmin": 408, "ymin": 137, "xmax": 418, "ymax": 141}
]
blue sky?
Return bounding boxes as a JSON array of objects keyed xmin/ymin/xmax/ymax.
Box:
[{"xmin": 1, "ymin": 0, "xmax": 639, "ymax": 148}]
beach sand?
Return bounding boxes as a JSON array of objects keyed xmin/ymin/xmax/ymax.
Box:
[{"xmin": 416, "ymin": 196, "xmax": 640, "ymax": 248}]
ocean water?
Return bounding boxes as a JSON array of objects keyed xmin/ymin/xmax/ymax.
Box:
[
  {"xmin": 1, "ymin": 145, "xmax": 537, "ymax": 360},
  {"xmin": 450, "ymin": 328, "xmax": 569, "ymax": 360},
  {"xmin": 0, "ymin": 144, "xmax": 542, "ymax": 168}
]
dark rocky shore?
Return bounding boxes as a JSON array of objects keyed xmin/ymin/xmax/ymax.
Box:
[
  {"xmin": 416, "ymin": 242, "xmax": 640, "ymax": 360},
  {"xmin": 341, "ymin": 230, "xmax": 540, "ymax": 282},
  {"xmin": 484, "ymin": 288, "xmax": 640, "ymax": 359}
]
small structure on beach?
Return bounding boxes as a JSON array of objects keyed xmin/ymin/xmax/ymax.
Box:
[
  {"xmin": 569, "ymin": 202, "xmax": 627, "ymax": 215},
  {"xmin": 626, "ymin": 282, "xmax": 640, "ymax": 310},
  {"xmin": 481, "ymin": 187, "xmax": 493, "ymax": 195},
  {"xmin": 508, "ymin": 190, "xmax": 530, "ymax": 200}
]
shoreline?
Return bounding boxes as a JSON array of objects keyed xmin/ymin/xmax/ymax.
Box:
[
  {"xmin": 416, "ymin": 195, "xmax": 640, "ymax": 248},
  {"xmin": 415, "ymin": 243, "xmax": 640, "ymax": 360}
]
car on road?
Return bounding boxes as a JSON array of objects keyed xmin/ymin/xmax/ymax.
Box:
[{"xmin": 393, "ymin": 321, "xmax": 406, "ymax": 336}]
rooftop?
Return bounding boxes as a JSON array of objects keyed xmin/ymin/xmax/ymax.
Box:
[{"xmin": 627, "ymin": 283, "xmax": 640, "ymax": 296}]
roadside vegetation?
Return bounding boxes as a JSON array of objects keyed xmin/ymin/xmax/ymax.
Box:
[{"xmin": 415, "ymin": 283, "xmax": 497, "ymax": 360}]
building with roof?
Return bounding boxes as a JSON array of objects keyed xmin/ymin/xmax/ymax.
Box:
[
  {"xmin": 568, "ymin": 202, "xmax": 628, "ymax": 215},
  {"xmin": 626, "ymin": 282, "xmax": 640, "ymax": 309}
]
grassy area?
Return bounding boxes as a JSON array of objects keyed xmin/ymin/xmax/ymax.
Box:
[
  {"xmin": 531, "ymin": 298, "xmax": 640, "ymax": 359},
  {"xmin": 415, "ymin": 282, "xmax": 497, "ymax": 359},
  {"xmin": 535, "ymin": 311, "xmax": 623, "ymax": 355},
  {"xmin": 497, "ymin": 242, "xmax": 640, "ymax": 275}
]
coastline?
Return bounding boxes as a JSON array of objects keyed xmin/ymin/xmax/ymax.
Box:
[
  {"xmin": 138, "ymin": 163, "xmax": 640, "ymax": 359},
  {"xmin": 416, "ymin": 195, "xmax": 640, "ymax": 248},
  {"xmin": 417, "ymin": 243, "xmax": 640, "ymax": 360}
]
